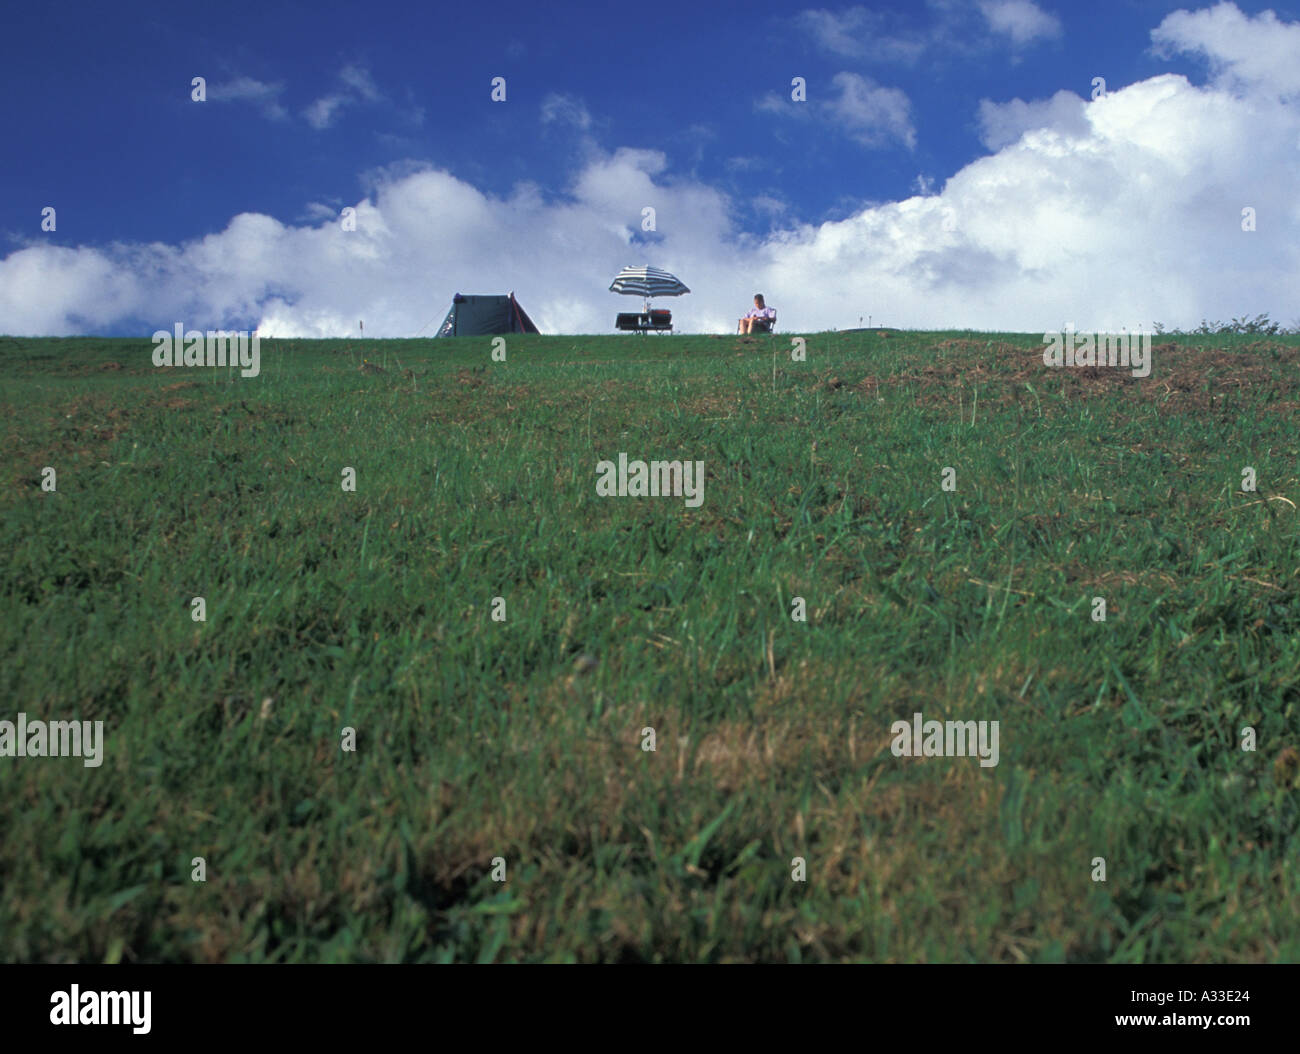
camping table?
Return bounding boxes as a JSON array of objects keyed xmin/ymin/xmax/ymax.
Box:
[{"xmin": 615, "ymin": 311, "xmax": 673, "ymax": 334}]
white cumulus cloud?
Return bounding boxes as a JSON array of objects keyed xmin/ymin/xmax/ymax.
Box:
[
  {"xmin": 1152, "ymin": 0, "xmax": 1300, "ymax": 98},
  {"xmin": 977, "ymin": 90, "xmax": 1088, "ymax": 150},
  {"xmin": 541, "ymin": 93, "xmax": 593, "ymax": 130},
  {"xmin": 305, "ymin": 63, "xmax": 385, "ymax": 129},
  {"xmin": 758, "ymin": 73, "xmax": 916, "ymax": 150},
  {"xmin": 207, "ymin": 76, "xmax": 287, "ymax": 120},
  {"xmin": 977, "ymin": 0, "xmax": 1062, "ymax": 46}
]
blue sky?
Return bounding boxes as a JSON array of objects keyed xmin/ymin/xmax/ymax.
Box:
[{"xmin": 2, "ymin": 0, "xmax": 1298, "ymax": 335}]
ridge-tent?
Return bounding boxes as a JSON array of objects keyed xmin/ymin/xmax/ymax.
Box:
[{"xmin": 435, "ymin": 292, "xmax": 540, "ymax": 337}]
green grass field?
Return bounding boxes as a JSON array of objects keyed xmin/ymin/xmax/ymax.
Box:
[{"xmin": 2, "ymin": 330, "xmax": 1297, "ymax": 963}]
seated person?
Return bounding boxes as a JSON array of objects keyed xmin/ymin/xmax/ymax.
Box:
[{"xmin": 738, "ymin": 294, "xmax": 776, "ymax": 333}]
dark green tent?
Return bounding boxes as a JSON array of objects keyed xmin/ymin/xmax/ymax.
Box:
[{"xmin": 435, "ymin": 292, "xmax": 540, "ymax": 337}]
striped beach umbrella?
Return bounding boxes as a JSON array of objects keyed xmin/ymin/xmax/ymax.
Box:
[{"xmin": 609, "ymin": 265, "xmax": 690, "ymax": 310}]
